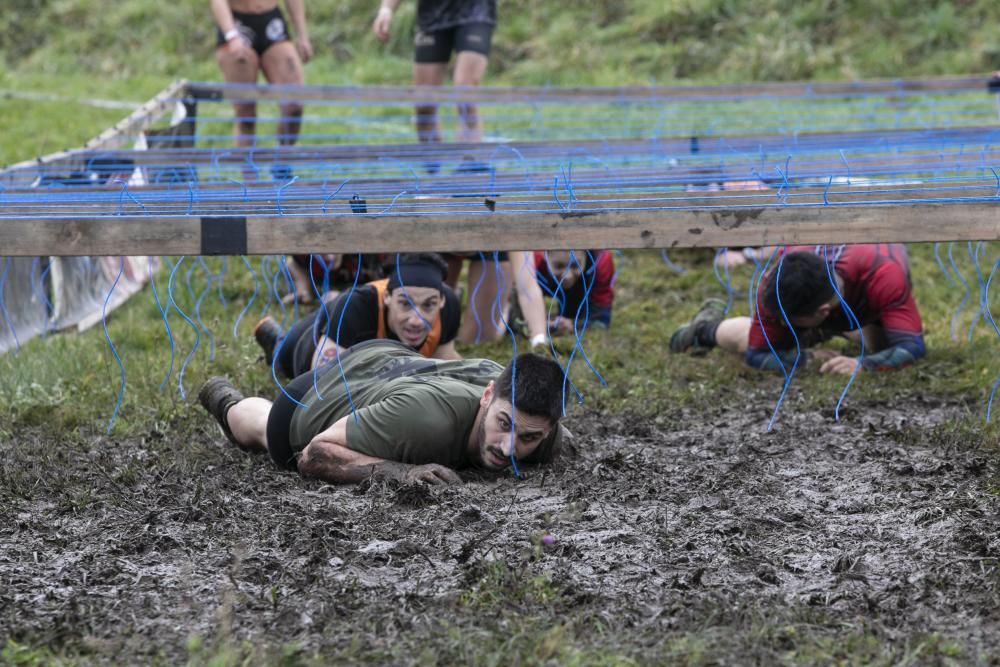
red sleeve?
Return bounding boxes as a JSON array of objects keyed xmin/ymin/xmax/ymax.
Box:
[
  {"xmin": 533, "ymin": 251, "xmax": 546, "ymax": 271},
  {"xmin": 588, "ymin": 252, "xmax": 615, "ymax": 309},
  {"xmin": 864, "ymin": 263, "xmax": 923, "ymax": 335}
]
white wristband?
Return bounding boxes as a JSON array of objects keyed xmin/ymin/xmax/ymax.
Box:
[
  {"xmin": 224, "ymin": 28, "xmax": 241, "ymax": 42},
  {"xmin": 530, "ymin": 333, "xmax": 547, "ymax": 348}
]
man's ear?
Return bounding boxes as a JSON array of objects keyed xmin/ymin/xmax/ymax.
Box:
[
  {"xmin": 816, "ymin": 302, "xmax": 833, "ymax": 318},
  {"xmin": 480, "ymin": 381, "xmax": 494, "ymax": 408},
  {"xmin": 383, "ymin": 289, "xmax": 393, "ymax": 307}
]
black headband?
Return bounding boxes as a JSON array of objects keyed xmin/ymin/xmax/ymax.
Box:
[{"xmin": 387, "ymin": 262, "xmax": 444, "ymax": 292}]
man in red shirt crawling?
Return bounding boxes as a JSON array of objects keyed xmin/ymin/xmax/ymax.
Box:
[{"xmin": 670, "ymin": 244, "xmax": 926, "ymax": 374}]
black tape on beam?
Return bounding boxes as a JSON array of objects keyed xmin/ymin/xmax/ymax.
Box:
[{"xmin": 200, "ymin": 217, "xmax": 248, "ymax": 255}]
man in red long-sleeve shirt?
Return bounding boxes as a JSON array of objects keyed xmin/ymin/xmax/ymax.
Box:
[{"xmin": 670, "ymin": 244, "xmax": 926, "ymax": 374}]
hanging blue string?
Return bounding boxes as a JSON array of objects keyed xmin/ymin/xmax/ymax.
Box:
[
  {"xmin": 215, "ymin": 257, "xmax": 228, "ymax": 307},
  {"xmin": 168, "ymin": 257, "xmax": 201, "ymax": 400},
  {"xmin": 330, "ymin": 253, "xmax": 363, "ymax": 422},
  {"xmin": 193, "ymin": 259, "xmax": 216, "ymax": 361},
  {"xmin": 469, "ymin": 252, "xmax": 488, "ymax": 344},
  {"xmin": 539, "ymin": 252, "xmax": 584, "ymax": 410},
  {"xmin": 277, "ymin": 255, "xmax": 299, "ymax": 328},
  {"xmin": 823, "ymin": 245, "xmax": 863, "ymax": 421},
  {"xmin": 947, "ymin": 242, "xmax": 971, "ymax": 343},
  {"xmin": 712, "ymin": 247, "xmax": 735, "ymax": 315},
  {"xmin": 149, "ymin": 257, "xmax": 175, "ymax": 391},
  {"xmin": 259, "ymin": 256, "xmax": 275, "ymax": 317},
  {"xmin": 232, "ymin": 256, "xmax": 259, "ymax": 339},
  {"xmin": 102, "ymin": 258, "xmax": 126, "ymax": 434},
  {"xmin": 567, "ymin": 251, "xmax": 608, "ymax": 387},
  {"xmin": 660, "ymin": 249, "xmax": 687, "ymax": 274},
  {"xmin": 39, "ymin": 261, "xmax": 54, "ymax": 322},
  {"xmin": 967, "ymin": 241, "xmax": 988, "ymax": 342},
  {"xmin": 489, "ymin": 252, "xmax": 507, "ymax": 337},
  {"xmin": 754, "ymin": 248, "xmax": 791, "ymax": 381},
  {"xmin": 492, "ymin": 251, "xmax": 522, "ymax": 479},
  {"xmin": 767, "ymin": 252, "xmax": 802, "ymax": 432}
]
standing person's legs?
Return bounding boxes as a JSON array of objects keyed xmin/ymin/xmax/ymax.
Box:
[
  {"xmin": 458, "ymin": 255, "xmax": 514, "ymax": 344},
  {"xmin": 217, "ymin": 46, "xmax": 260, "ymax": 181},
  {"xmin": 413, "ymin": 63, "xmax": 448, "ymax": 143},
  {"xmin": 260, "ymin": 41, "xmax": 305, "ymax": 147},
  {"xmin": 452, "ymin": 51, "xmax": 488, "ymax": 143}
]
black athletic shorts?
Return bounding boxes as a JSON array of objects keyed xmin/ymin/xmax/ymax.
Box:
[
  {"xmin": 266, "ymin": 367, "xmax": 322, "ymax": 471},
  {"xmin": 414, "ymin": 23, "xmax": 493, "ymax": 63},
  {"xmin": 216, "ymin": 7, "xmax": 290, "ymax": 57},
  {"xmin": 265, "ymin": 340, "xmax": 398, "ymax": 471}
]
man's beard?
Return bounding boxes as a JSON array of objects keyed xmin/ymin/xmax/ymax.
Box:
[{"xmin": 476, "ymin": 417, "xmax": 507, "ymax": 470}]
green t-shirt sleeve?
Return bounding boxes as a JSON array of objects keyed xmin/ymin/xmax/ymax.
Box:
[{"xmin": 344, "ymin": 385, "xmax": 470, "ymax": 467}]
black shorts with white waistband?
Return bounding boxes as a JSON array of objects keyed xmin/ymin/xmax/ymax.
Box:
[
  {"xmin": 216, "ymin": 7, "xmax": 290, "ymax": 57},
  {"xmin": 414, "ymin": 23, "xmax": 493, "ymax": 63}
]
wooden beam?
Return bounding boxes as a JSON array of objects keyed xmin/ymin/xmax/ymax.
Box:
[
  {"xmin": 2, "ymin": 199, "xmax": 999, "ymax": 256},
  {"xmin": 183, "ymin": 76, "xmax": 993, "ymax": 105}
]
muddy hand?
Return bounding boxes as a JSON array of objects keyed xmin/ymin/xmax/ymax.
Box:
[
  {"xmin": 819, "ymin": 355, "xmax": 861, "ymax": 375},
  {"xmin": 403, "ymin": 464, "xmax": 462, "ymax": 485}
]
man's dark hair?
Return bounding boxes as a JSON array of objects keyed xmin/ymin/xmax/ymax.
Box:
[
  {"xmin": 763, "ymin": 251, "xmax": 836, "ymax": 317},
  {"xmin": 494, "ymin": 353, "xmax": 565, "ymax": 464}
]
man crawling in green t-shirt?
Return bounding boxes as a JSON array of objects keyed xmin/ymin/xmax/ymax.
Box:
[{"xmin": 198, "ymin": 340, "xmax": 567, "ymax": 484}]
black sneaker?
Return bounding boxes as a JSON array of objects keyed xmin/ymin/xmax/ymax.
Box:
[
  {"xmin": 198, "ymin": 377, "xmax": 245, "ymax": 447},
  {"xmin": 253, "ymin": 316, "xmax": 282, "ymax": 364},
  {"xmin": 669, "ymin": 298, "xmax": 726, "ymax": 353}
]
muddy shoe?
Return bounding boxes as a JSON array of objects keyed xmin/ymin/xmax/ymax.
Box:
[
  {"xmin": 669, "ymin": 298, "xmax": 726, "ymax": 354},
  {"xmin": 253, "ymin": 316, "xmax": 283, "ymax": 365},
  {"xmin": 198, "ymin": 377, "xmax": 245, "ymax": 447}
]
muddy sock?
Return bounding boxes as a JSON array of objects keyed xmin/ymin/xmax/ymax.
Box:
[{"xmin": 693, "ymin": 320, "xmax": 721, "ymax": 348}]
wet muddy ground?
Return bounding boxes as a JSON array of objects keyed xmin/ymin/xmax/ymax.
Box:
[{"xmin": 2, "ymin": 392, "xmax": 999, "ymax": 663}]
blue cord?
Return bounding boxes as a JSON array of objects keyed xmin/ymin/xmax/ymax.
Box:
[
  {"xmin": 712, "ymin": 248, "xmax": 735, "ymax": 315},
  {"xmin": 193, "ymin": 257, "xmax": 216, "ymax": 362},
  {"xmin": 947, "ymin": 242, "xmax": 970, "ymax": 343},
  {"xmin": 149, "ymin": 257, "xmax": 175, "ymax": 391},
  {"xmin": 767, "ymin": 252, "xmax": 802, "ymax": 432},
  {"xmin": 660, "ymin": 249, "xmax": 686, "ymax": 274},
  {"xmin": 967, "ymin": 241, "xmax": 988, "ymax": 342},
  {"xmin": 102, "ymin": 258, "xmax": 126, "ymax": 434},
  {"xmin": 568, "ymin": 251, "xmax": 608, "ymax": 387},
  {"xmin": 492, "ymin": 253, "xmax": 522, "ymax": 479},
  {"xmin": 823, "ymin": 245, "xmax": 863, "ymax": 421},
  {"xmin": 232, "ymin": 256, "xmax": 259, "ymax": 339},
  {"xmin": 168, "ymin": 257, "xmax": 201, "ymax": 401},
  {"xmin": 754, "ymin": 248, "xmax": 791, "ymax": 381},
  {"xmin": 469, "ymin": 252, "xmax": 488, "ymax": 344},
  {"xmin": 331, "ymin": 254, "xmax": 363, "ymax": 423}
]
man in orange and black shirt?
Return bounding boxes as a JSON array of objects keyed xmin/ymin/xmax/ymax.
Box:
[{"xmin": 256, "ymin": 253, "xmax": 462, "ymax": 378}]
